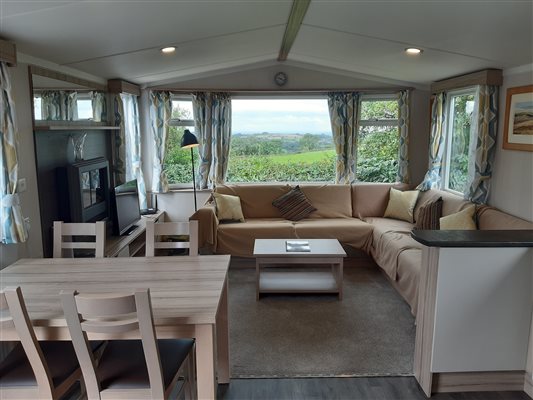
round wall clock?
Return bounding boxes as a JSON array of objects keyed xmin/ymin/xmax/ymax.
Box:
[{"xmin": 274, "ymin": 72, "xmax": 288, "ymax": 87}]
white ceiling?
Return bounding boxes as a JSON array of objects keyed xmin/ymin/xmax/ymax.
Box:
[{"xmin": 2, "ymin": 0, "xmax": 532, "ymax": 87}]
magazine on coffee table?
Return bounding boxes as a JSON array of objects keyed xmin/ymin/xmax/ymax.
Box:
[{"xmin": 286, "ymin": 240, "xmax": 311, "ymax": 252}]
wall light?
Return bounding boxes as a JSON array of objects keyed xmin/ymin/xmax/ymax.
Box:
[
  {"xmin": 405, "ymin": 47, "xmax": 423, "ymax": 55},
  {"xmin": 161, "ymin": 46, "xmax": 176, "ymax": 54}
]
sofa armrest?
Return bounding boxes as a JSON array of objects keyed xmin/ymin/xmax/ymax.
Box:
[{"xmin": 190, "ymin": 203, "xmax": 219, "ymax": 252}]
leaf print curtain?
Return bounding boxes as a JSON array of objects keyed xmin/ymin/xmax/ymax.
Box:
[
  {"xmin": 465, "ymin": 85, "xmax": 498, "ymax": 203},
  {"xmin": 0, "ymin": 62, "xmax": 29, "ymax": 243},
  {"xmin": 327, "ymin": 92, "xmax": 359, "ymax": 184},
  {"xmin": 192, "ymin": 92, "xmax": 232, "ymax": 189},
  {"xmin": 114, "ymin": 93, "xmax": 147, "ymax": 208},
  {"xmin": 40, "ymin": 90, "xmax": 78, "ymax": 121},
  {"xmin": 150, "ymin": 91, "xmax": 172, "ymax": 193},
  {"xmin": 397, "ymin": 90, "xmax": 410, "ymax": 183},
  {"xmin": 417, "ymin": 92, "xmax": 447, "ymax": 191}
]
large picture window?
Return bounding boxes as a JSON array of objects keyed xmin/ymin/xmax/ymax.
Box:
[
  {"xmin": 227, "ymin": 98, "xmax": 335, "ymax": 183},
  {"xmin": 443, "ymin": 89, "xmax": 476, "ymax": 194},
  {"xmin": 162, "ymin": 94, "xmax": 403, "ymax": 186}
]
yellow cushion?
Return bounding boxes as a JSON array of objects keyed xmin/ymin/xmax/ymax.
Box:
[
  {"xmin": 213, "ymin": 193, "xmax": 245, "ymax": 222},
  {"xmin": 440, "ymin": 205, "xmax": 476, "ymax": 230},
  {"xmin": 383, "ymin": 188, "xmax": 420, "ymax": 223}
]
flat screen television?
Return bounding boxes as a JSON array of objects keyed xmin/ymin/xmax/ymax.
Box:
[{"xmin": 113, "ymin": 179, "xmax": 141, "ymax": 235}]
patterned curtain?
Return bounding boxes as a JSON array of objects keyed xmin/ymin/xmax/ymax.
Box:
[
  {"xmin": 327, "ymin": 92, "xmax": 359, "ymax": 184},
  {"xmin": 113, "ymin": 94, "xmax": 126, "ymax": 186},
  {"xmin": 41, "ymin": 90, "xmax": 78, "ymax": 120},
  {"xmin": 114, "ymin": 93, "xmax": 147, "ymax": 208},
  {"xmin": 416, "ymin": 92, "xmax": 447, "ymax": 191},
  {"xmin": 0, "ymin": 62, "xmax": 29, "ymax": 244},
  {"xmin": 465, "ymin": 85, "xmax": 498, "ymax": 203},
  {"xmin": 192, "ymin": 92, "xmax": 232, "ymax": 189},
  {"xmin": 150, "ymin": 91, "xmax": 172, "ymax": 193},
  {"xmin": 397, "ymin": 90, "xmax": 410, "ymax": 183},
  {"xmin": 90, "ymin": 91, "xmax": 107, "ymax": 122}
]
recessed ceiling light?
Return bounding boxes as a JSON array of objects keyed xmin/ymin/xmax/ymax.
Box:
[
  {"xmin": 161, "ymin": 46, "xmax": 176, "ymax": 54},
  {"xmin": 405, "ymin": 47, "xmax": 423, "ymax": 55}
]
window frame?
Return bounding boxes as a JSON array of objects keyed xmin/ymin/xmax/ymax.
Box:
[
  {"xmin": 227, "ymin": 95, "xmax": 335, "ymax": 184},
  {"xmin": 169, "ymin": 95, "xmax": 194, "ymax": 127},
  {"xmin": 167, "ymin": 95, "xmax": 196, "ymax": 190},
  {"xmin": 76, "ymin": 92, "xmax": 93, "ymax": 121},
  {"xmin": 442, "ymin": 86, "xmax": 477, "ymax": 196},
  {"xmin": 358, "ymin": 94, "xmax": 399, "ymax": 128}
]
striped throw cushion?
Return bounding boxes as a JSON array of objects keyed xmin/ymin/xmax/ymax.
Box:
[
  {"xmin": 272, "ymin": 186, "xmax": 316, "ymax": 221},
  {"xmin": 415, "ymin": 197, "xmax": 443, "ymax": 230}
]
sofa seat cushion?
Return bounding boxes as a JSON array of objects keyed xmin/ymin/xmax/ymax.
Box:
[
  {"xmin": 396, "ymin": 249, "xmax": 422, "ymax": 316},
  {"xmin": 365, "ymin": 217, "xmax": 422, "ymax": 281},
  {"xmin": 293, "ymin": 218, "xmax": 373, "ymax": 250},
  {"xmin": 216, "ymin": 218, "xmax": 296, "ymax": 256}
]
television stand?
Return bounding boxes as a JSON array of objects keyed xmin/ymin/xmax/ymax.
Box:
[
  {"xmin": 122, "ymin": 225, "xmax": 139, "ymax": 236},
  {"xmin": 105, "ymin": 211, "xmax": 164, "ymax": 257}
]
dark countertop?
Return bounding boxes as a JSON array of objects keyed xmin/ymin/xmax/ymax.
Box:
[{"xmin": 411, "ymin": 230, "xmax": 533, "ymax": 247}]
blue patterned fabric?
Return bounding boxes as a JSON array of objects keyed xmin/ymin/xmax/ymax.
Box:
[
  {"xmin": 192, "ymin": 92, "xmax": 231, "ymax": 189},
  {"xmin": 417, "ymin": 92, "xmax": 447, "ymax": 191},
  {"xmin": 465, "ymin": 85, "xmax": 498, "ymax": 204},
  {"xmin": 90, "ymin": 91, "xmax": 107, "ymax": 122},
  {"xmin": 397, "ymin": 90, "xmax": 410, "ymax": 183},
  {"xmin": 149, "ymin": 91, "xmax": 172, "ymax": 193},
  {"xmin": 327, "ymin": 92, "xmax": 359, "ymax": 184},
  {"xmin": 115, "ymin": 93, "xmax": 147, "ymax": 208},
  {"xmin": 40, "ymin": 90, "xmax": 78, "ymax": 120},
  {"xmin": 1, "ymin": 62, "xmax": 29, "ymax": 243}
]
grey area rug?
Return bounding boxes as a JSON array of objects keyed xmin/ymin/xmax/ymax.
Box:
[{"xmin": 228, "ymin": 257, "xmax": 416, "ymax": 378}]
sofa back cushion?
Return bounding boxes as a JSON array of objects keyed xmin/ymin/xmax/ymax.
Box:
[
  {"xmin": 477, "ymin": 206, "xmax": 533, "ymax": 230},
  {"xmin": 215, "ymin": 184, "xmax": 291, "ymax": 218},
  {"xmin": 299, "ymin": 184, "xmax": 353, "ymax": 218},
  {"xmin": 351, "ymin": 182, "xmax": 410, "ymax": 218},
  {"xmin": 414, "ymin": 189, "xmax": 471, "ymax": 221}
]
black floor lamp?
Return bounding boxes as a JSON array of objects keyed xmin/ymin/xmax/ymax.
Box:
[{"xmin": 180, "ymin": 129, "xmax": 199, "ymax": 212}]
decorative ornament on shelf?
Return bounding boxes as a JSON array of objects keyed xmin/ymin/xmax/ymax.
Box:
[
  {"xmin": 70, "ymin": 133, "xmax": 87, "ymax": 162},
  {"xmin": 274, "ymin": 72, "xmax": 288, "ymax": 87}
]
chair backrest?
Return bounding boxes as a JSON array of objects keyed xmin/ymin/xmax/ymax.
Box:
[
  {"xmin": 53, "ymin": 221, "xmax": 106, "ymax": 258},
  {"xmin": 1, "ymin": 287, "xmax": 55, "ymax": 398},
  {"xmin": 60, "ymin": 288, "xmax": 165, "ymax": 399},
  {"xmin": 145, "ymin": 220, "xmax": 198, "ymax": 257}
]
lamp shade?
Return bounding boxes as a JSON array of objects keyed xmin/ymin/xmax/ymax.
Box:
[{"xmin": 180, "ymin": 129, "xmax": 199, "ymax": 149}]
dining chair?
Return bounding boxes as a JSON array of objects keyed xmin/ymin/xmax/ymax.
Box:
[
  {"xmin": 60, "ymin": 288, "xmax": 196, "ymax": 400},
  {"xmin": 53, "ymin": 221, "xmax": 106, "ymax": 258},
  {"xmin": 145, "ymin": 220, "xmax": 198, "ymax": 257},
  {"xmin": 0, "ymin": 286, "xmax": 82, "ymax": 399}
]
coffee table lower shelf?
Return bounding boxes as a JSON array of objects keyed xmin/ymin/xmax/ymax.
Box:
[{"xmin": 259, "ymin": 271, "xmax": 339, "ymax": 295}]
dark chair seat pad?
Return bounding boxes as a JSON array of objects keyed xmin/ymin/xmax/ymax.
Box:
[
  {"xmin": 0, "ymin": 341, "xmax": 81, "ymax": 388},
  {"xmin": 98, "ymin": 339, "xmax": 194, "ymax": 390}
]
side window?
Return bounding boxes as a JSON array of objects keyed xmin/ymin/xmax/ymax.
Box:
[
  {"xmin": 357, "ymin": 97, "xmax": 399, "ymax": 182},
  {"xmin": 443, "ymin": 90, "xmax": 476, "ymax": 194},
  {"xmin": 76, "ymin": 95, "xmax": 93, "ymax": 120},
  {"xmin": 164, "ymin": 98, "xmax": 196, "ymax": 185}
]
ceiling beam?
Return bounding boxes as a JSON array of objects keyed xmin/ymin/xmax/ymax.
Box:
[{"xmin": 277, "ymin": 0, "xmax": 311, "ymax": 62}]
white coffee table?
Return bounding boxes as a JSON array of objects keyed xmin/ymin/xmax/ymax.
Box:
[{"xmin": 253, "ymin": 239, "xmax": 346, "ymax": 300}]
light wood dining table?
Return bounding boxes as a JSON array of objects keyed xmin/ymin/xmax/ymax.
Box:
[{"xmin": 0, "ymin": 255, "xmax": 231, "ymax": 400}]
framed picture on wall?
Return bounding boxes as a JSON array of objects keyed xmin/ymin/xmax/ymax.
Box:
[{"xmin": 503, "ymin": 85, "xmax": 533, "ymax": 151}]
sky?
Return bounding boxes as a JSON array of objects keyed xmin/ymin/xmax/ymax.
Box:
[{"xmin": 231, "ymin": 99, "xmax": 332, "ymax": 135}]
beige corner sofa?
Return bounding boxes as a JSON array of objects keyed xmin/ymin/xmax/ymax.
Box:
[{"xmin": 191, "ymin": 183, "xmax": 533, "ymax": 316}]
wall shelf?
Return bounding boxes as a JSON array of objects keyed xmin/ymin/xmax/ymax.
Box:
[{"xmin": 34, "ymin": 125, "xmax": 120, "ymax": 131}]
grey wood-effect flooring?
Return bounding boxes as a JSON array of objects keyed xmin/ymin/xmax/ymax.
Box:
[{"xmin": 217, "ymin": 377, "xmax": 529, "ymax": 400}]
